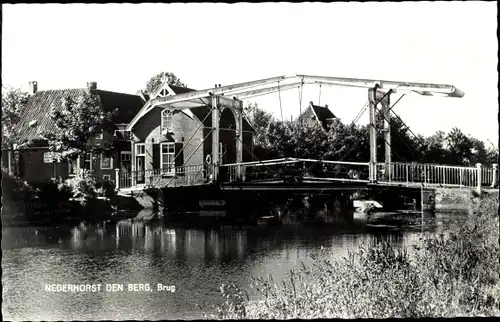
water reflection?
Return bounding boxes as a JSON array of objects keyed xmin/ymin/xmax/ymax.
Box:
[{"xmin": 2, "ymin": 211, "xmax": 468, "ymax": 321}]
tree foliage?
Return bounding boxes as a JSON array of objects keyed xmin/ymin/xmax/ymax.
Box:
[
  {"xmin": 246, "ymin": 104, "xmax": 497, "ymax": 167},
  {"xmin": 1, "ymin": 87, "xmax": 30, "ymax": 148},
  {"xmin": 43, "ymin": 87, "xmax": 117, "ymax": 161},
  {"xmin": 144, "ymin": 71, "xmax": 187, "ymax": 94}
]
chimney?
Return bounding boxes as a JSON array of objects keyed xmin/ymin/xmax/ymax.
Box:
[
  {"xmin": 87, "ymin": 82, "xmax": 97, "ymax": 90},
  {"xmin": 29, "ymin": 81, "xmax": 38, "ymax": 94}
]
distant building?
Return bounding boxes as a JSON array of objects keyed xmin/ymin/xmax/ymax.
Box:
[{"xmin": 296, "ymin": 101, "xmax": 337, "ymax": 130}]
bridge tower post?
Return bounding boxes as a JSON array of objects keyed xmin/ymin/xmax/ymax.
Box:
[
  {"xmin": 211, "ymin": 96, "xmax": 220, "ymax": 182},
  {"xmin": 377, "ymin": 90, "xmax": 392, "ymax": 181},
  {"xmin": 368, "ymin": 87, "xmax": 378, "ymax": 183},
  {"xmin": 236, "ymin": 100, "xmax": 244, "ymax": 181}
]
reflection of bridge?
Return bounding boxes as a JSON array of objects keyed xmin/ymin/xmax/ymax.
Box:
[{"xmin": 115, "ymin": 74, "xmax": 498, "ymax": 195}]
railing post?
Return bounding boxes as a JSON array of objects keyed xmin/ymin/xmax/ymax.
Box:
[
  {"xmin": 406, "ymin": 163, "xmax": 409, "ymax": 186},
  {"xmin": 492, "ymin": 164, "xmax": 498, "ymax": 188},
  {"xmin": 115, "ymin": 168, "xmax": 120, "ymax": 190},
  {"xmin": 476, "ymin": 163, "xmax": 482, "ymax": 194}
]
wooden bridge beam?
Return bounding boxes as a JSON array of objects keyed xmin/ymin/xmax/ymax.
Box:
[
  {"xmin": 368, "ymin": 87, "xmax": 378, "ymax": 183},
  {"xmin": 377, "ymin": 90, "xmax": 392, "ymax": 181},
  {"xmin": 236, "ymin": 100, "xmax": 244, "ymax": 181},
  {"xmin": 211, "ymin": 96, "xmax": 220, "ymax": 181}
]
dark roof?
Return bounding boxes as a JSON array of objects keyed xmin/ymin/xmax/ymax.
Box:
[
  {"xmin": 97, "ymin": 90, "xmax": 144, "ymax": 124},
  {"xmin": 311, "ymin": 104, "xmax": 336, "ymax": 121},
  {"xmin": 169, "ymin": 85, "xmax": 196, "ymax": 94},
  {"xmin": 15, "ymin": 89, "xmax": 143, "ymax": 142}
]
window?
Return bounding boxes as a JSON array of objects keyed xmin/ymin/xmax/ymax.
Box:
[
  {"xmin": 160, "ymin": 142, "xmax": 175, "ymax": 175},
  {"xmin": 135, "ymin": 143, "xmax": 146, "ymax": 156},
  {"xmin": 103, "ymin": 174, "xmax": 111, "ymax": 181},
  {"xmin": 121, "ymin": 151, "xmax": 131, "ymax": 162},
  {"xmin": 161, "ymin": 109, "xmax": 173, "ymax": 133},
  {"xmin": 83, "ymin": 153, "xmax": 92, "ymax": 170},
  {"xmin": 69, "ymin": 158, "xmax": 79, "ymax": 176},
  {"xmin": 100, "ymin": 155, "xmax": 113, "ymax": 169}
]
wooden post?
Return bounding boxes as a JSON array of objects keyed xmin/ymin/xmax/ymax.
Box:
[
  {"xmin": 115, "ymin": 168, "xmax": 120, "ymax": 190},
  {"xmin": 211, "ymin": 96, "xmax": 220, "ymax": 182},
  {"xmin": 7, "ymin": 150, "xmax": 12, "ymax": 174},
  {"xmin": 236, "ymin": 100, "xmax": 244, "ymax": 181},
  {"xmin": 378, "ymin": 90, "xmax": 391, "ymax": 181},
  {"xmin": 492, "ymin": 164, "xmax": 498, "ymax": 188},
  {"xmin": 476, "ymin": 163, "xmax": 482, "ymax": 194},
  {"xmin": 368, "ymin": 87, "xmax": 378, "ymax": 183}
]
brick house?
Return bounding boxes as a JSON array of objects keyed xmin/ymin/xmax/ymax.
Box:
[
  {"xmin": 296, "ymin": 101, "xmax": 337, "ymax": 130},
  {"xmin": 126, "ymin": 81, "xmax": 255, "ymax": 187},
  {"xmin": 3, "ymin": 81, "xmax": 144, "ymax": 185}
]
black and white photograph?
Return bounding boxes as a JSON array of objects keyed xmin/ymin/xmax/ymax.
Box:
[{"xmin": 1, "ymin": 2, "xmax": 499, "ymax": 320}]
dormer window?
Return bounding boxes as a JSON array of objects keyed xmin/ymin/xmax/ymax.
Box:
[{"xmin": 161, "ymin": 109, "xmax": 173, "ymax": 133}]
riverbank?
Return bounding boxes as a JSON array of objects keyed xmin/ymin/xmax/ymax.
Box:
[
  {"xmin": 1, "ymin": 195, "xmax": 142, "ymax": 227},
  {"xmin": 213, "ymin": 191, "xmax": 500, "ymax": 318}
]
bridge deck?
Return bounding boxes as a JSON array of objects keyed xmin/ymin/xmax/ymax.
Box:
[{"xmin": 116, "ymin": 158, "xmax": 498, "ymax": 192}]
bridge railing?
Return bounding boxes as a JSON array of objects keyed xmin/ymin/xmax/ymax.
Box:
[
  {"xmin": 117, "ymin": 164, "xmax": 208, "ymax": 190},
  {"xmin": 219, "ymin": 158, "xmax": 371, "ymax": 183},
  {"xmin": 376, "ymin": 162, "xmax": 497, "ymax": 188}
]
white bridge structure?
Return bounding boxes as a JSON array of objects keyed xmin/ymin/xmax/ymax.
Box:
[{"xmin": 115, "ymin": 74, "xmax": 498, "ymax": 194}]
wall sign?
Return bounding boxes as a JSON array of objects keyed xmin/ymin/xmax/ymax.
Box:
[{"xmin": 43, "ymin": 152, "xmax": 54, "ymax": 163}]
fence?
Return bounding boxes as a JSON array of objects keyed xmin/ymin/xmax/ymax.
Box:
[
  {"xmin": 219, "ymin": 158, "xmax": 371, "ymax": 183},
  {"xmin": 116, "ymin": 159, "xmax": 498, "ymax": 191},
  {"xmin": 117, "ymin": 164, "xmax": 208, "ymax": 190},
  {"xmin": 376, "ymin": 162, "xmax": 498, "ymax": 188}
]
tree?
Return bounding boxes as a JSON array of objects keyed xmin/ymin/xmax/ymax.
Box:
[
  {"xmin": 43, "ymin": 86, "xmax": 117, "ymax": 161},
  {"xmin": 1, "ymin": 87, "xmax": 30, "ymax": 149},
  {"xmin": 446, "ymin": 127, "xmax": 474, "ymax": 165},
  {"xmin": 144, "ymin": 72, "xmax": 187, "ymax": 94},
  {"xmin": 244, "ymin": 102, "xmax": 274, "ymax": 158}
]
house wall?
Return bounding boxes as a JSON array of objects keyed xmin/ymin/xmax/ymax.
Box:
[
  {"xmin": 12, "ymin": 128, "xmax": 126, "ymax": 184},
  {"xmin": 16, "ymin": 147, "xmax": 120, "ymax": 184},
  {"xmin": 131, "ymin": 105, "xmax": 254, "ymax": 179},
  {"xmin": 133, "ymin": 107, "xmax": 205, "ymax": 170}
]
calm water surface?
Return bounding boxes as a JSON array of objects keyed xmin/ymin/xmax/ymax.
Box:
[{"xmin": 2, "ymin": 211, "xmax": 468, "ymax": 320}]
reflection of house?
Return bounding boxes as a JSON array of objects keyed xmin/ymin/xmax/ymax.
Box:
[
  {"xmin": 296, "ymin": 101, "xmax": 337, "ymax": 130},
  {"xmin": 4, "ymin": 81, "xmax": 144, "ymax": 184}
]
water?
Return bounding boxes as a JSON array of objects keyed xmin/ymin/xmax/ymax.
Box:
[{"xmin": 2, "ymin": 211, "xmax": 468, "ymax": 321}]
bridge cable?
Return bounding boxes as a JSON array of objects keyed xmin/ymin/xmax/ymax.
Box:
[
  {"xmin": 318, "ymin": 83, "xmax": 322, "ymax": 106},
  {"xmin": 231, "ymin": 130, "xmax": 281, "ymax": 178},
  {"xmin": 278, "ymin": 80, "xmax": 284, "ymax": 122},
  {"xmin": 373, "ymin": 104, "xmax": 419, "ymax": 160}
]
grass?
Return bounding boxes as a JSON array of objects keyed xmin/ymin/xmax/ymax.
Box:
[{"xmin": 210, "ymin": 191, "xmax": 500, "ymax": 319}]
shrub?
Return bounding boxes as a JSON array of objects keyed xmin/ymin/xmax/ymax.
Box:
[
  {"xmin": 1, "ymin": 167, "xmax": 38, "ymax": 202},
  {"xmin": 57, "ymin": 169, "xmax": 98, "ymax": 205},
  {"xmin": 212, "ymin": 192, "xmax": 500, "ymax": 319},
  {"xmin": 95, "ymin": 179, "xmax": 117, "ymax": 199}
]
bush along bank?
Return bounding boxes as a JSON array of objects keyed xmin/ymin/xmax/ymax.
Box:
[
  {"xmin": 211, "ymin": 191, "xmax": 500, "ymax": 319},
  {"xmin": 1, "ymin": 168, "xmax": 141, "ymax": 225}
]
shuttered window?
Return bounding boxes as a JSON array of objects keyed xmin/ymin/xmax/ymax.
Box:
[{"xmin": 160, "ymin": 142, "xmax": 175, "ymax": 175}]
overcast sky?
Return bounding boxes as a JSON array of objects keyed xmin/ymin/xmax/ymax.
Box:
[{"xmin": 2, "ymin": 2, "xmax": 498, "ymax": 146}]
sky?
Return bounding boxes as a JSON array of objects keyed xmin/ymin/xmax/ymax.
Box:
[{"xmin": 2, "ymin": 2, "xmax": 498, "ymax": 147}]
